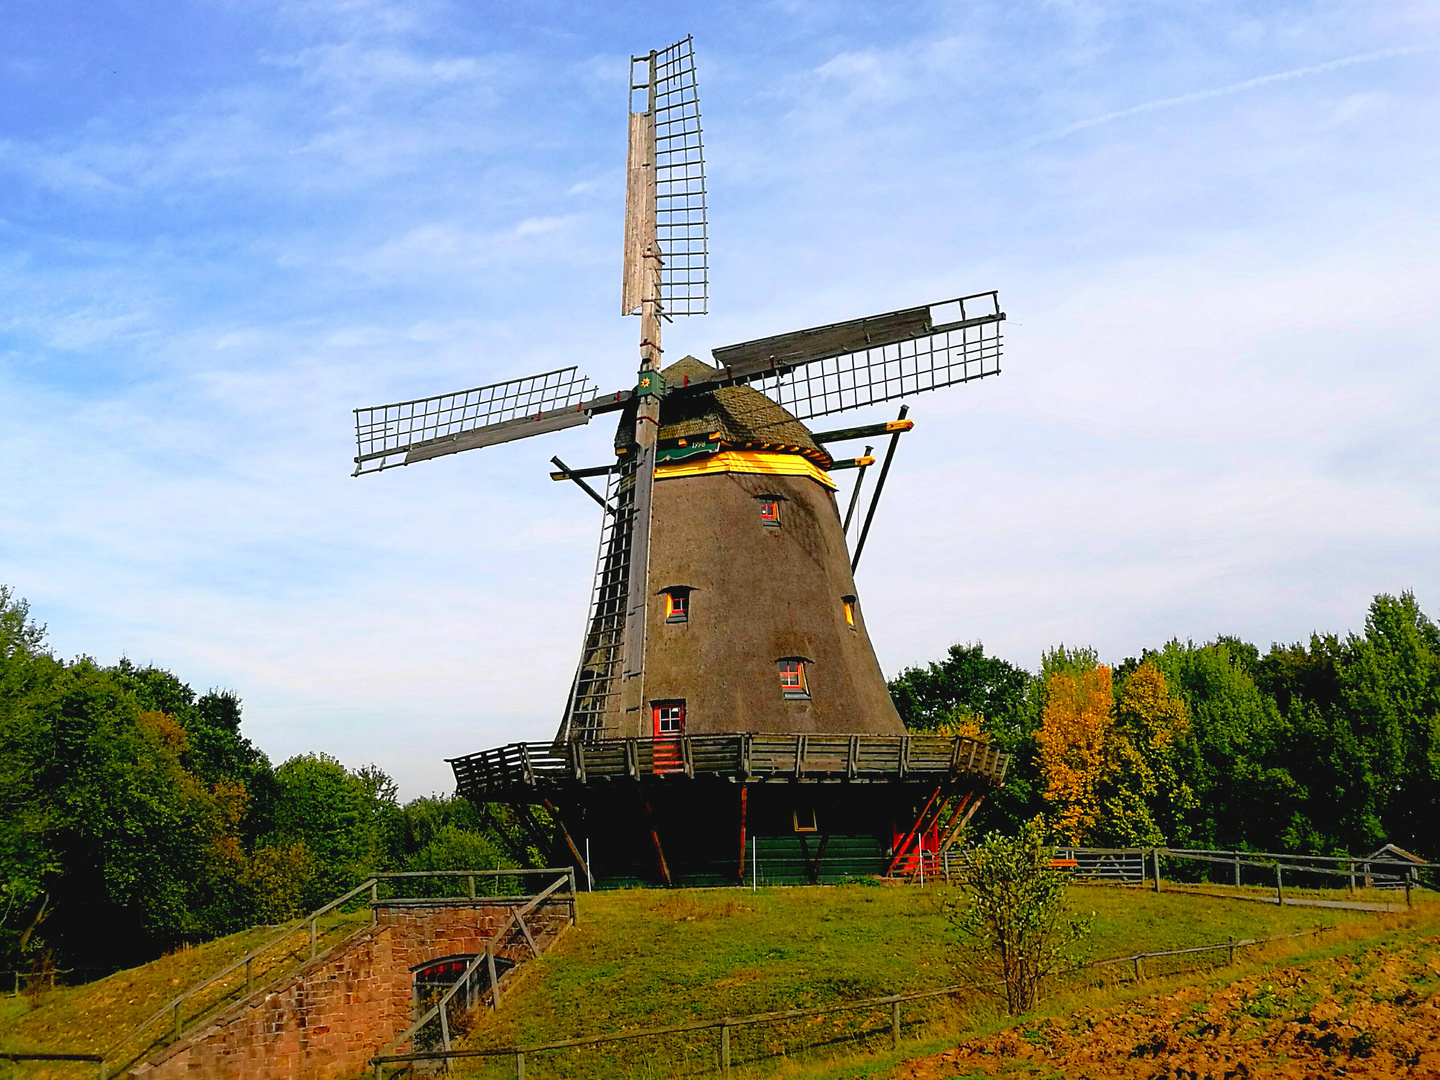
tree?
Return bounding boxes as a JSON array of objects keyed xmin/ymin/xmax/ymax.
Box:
[
  {"xmin": 945, "ymin": 820, "xmax": 1090, "ymax": 1014},
  {"xmin": 889, "ymin": 643, "xmax": 1041, "ymax": 832},
  {"xmin": 1099, "ymin": 662, "xmax": 1195, "ymax": 846},
  {"xmin": 1035, "ymin": 662, "xmax": 1113, "ymax": 844},
  {"xmin": 1151, "ymin": 638, "xmax": 1300, "ymax": 851}
]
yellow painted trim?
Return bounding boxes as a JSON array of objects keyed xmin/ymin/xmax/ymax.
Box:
[{"xmin": 654, "ymin": 450, "xmax": 838, "ymax": 491}]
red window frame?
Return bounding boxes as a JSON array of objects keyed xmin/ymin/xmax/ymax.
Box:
[
  {"xmin": 758, "ymin": 498, "xmax": 779, "ymax": 522},
  {"xmin": 653, "ymin": 702, "xmax": 685, "ymax": 737},
  {"xmin": 778, "ymin": 660, "xmax": 805, "ymax": 691},
  {"xmin": 666, "ymin": 591, "xmax": 688, "ymax": 619}
]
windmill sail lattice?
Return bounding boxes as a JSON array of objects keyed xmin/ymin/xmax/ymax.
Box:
[
  {"xmin": 708, "ymin": 292, "xmax": 1004, "ymax": 421},
  {"xmin": 353, "ymin": 367, "xmax": 599, "ymax": 475},
  {"xmin": 624, "ymin": 36, "xmax": 707, "ymax": 317},
  {"xmin": 559, "ymin": 463, "xmax": 634, "ymax": 743}
]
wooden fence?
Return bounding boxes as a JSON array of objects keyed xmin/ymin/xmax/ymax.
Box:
[{"xmin": 370, "ymin": 926, "xmax": 1339, "ymax": 1079}]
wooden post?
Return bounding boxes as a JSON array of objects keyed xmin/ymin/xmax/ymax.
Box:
[
  {"xmin": 1275, "ymin": 863, "xmax": 1284, "ymax": 905},
  {"xmin": 515, "ymin": 1050, "xmax": 525, "ymax": 1079},
  {"xmin": 890, "ymin": 1000, "xmax": 901, "ymax": 1048},
  {"xmin": 173, "ymin": 1002, "xmax": 181, "ymax": 1040},
  {"xmin": 752, "ymin": 836, "xmax": 758, "ymax": 892},
  {"xmin": 1234, "ymin": 855, "xmax": 1241, "ymax": 888},
  {"xmin": 245, "ymin": 956, "xmax": 253, "ymax": 996},
  {"xmin": 1132, "ymin": 956, "xmax": 1141, "ymax": 982},
  {"xmin": 487, "ymin": 948, "xmax": 501, "ymax": 1010},
  {"xmin": 310, "ymin": 917, "xmax": 317, "ymax": 959},
  {"xmin": 1349, "ymin": 861, "xmax": 1356, "ymax": 893},
  {"xmin": 1406, "ymin": 875, "xmax": 1413, "ymax": 909},
  {"xmin": 372, "ymin": 880, "xmax": 379, "ymax": 924},
  {"xmin": 439, "ymin": 992, "xmax": 453, "ymax": 1075},
  {"xmin": 1152, "ymin": 848, "xmax": 1160, "ymax": 893},
  {"xmin": 469, "ymin": 875, "xmax": 476, "ymax": 899},
  {"xmin": 720, "ymin": 1024, "xmax": 731, "ymax": 1078},
  {"xmin": 737, "ymin": 785, "xmax": 748, "ymax": 886},
  {"xmin": 1228, "ymin": 936, "xmax": 1235, "ymax": 965}
]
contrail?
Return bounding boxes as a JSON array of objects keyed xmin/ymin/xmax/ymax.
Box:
[{"xmin": 1020, "ymin": 43, "xmax": 1437, "ymax": 148}]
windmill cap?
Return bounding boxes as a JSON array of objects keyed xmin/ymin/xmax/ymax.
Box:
[{"xmin": 613, "ymin": 356, "xmax": 827, "ymax": 461}]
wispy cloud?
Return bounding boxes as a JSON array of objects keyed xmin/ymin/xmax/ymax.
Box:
[{"xmin": 1020, "ymin": 42, "xmax": 1440, "ymax": 147}]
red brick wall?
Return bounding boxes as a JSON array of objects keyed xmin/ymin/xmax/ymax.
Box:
[{"xmin": 140, "ymin": 898, "xmax": 571, "ymax": 1080}]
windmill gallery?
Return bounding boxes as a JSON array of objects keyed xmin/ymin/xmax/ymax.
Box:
[{"xmin": 353, "ymin": 38, "xmax": 1012, "ymax": 887}]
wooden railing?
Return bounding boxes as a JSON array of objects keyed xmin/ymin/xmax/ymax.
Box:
[
  {"xmin": 450, "ymin": 733, "xmax": 1009, "ymax": 799},
  {"xmin": 101, "ymin": 868, "xmax": 574, "ymax": 1079}
]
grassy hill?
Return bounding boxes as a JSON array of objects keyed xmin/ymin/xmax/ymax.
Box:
[
  {"xmin": 0, "ymin": 881, "xmax": 1420, "ymax": 1079},
  {"xmin": 446, "ymin": 882, "xmax": 1399, "ymax": 1078}
]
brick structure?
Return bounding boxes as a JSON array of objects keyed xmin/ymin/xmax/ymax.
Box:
[{"xmin": 134, "ymin": 897, "xmax": 572, "ymax": 1080}]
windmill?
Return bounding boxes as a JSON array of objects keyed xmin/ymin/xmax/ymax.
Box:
[{"xmin": 353, "ymin": 37, "xmax": 1011, "ymax": 886}]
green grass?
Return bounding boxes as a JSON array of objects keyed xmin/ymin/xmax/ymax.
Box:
[
  {"xmin": 0, "ymin": 880, "xmax": 1408, "ymax": 1080},
  {"xmin": 443, "ymin": 881, "xmax": 1383, "ymax": 1079}
]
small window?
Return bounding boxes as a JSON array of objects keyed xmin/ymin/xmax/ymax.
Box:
[
  {"xmin": 842, "ymin": 595, "xmax": 857, "ymax": 629},
  {"xmin": 793, "ymin": 807, "xmax": 818, "ymax": 833},
  {"xmin": 758, "ymin": 497, "xmax": 780, "ymax": 526},
  {"xmin": 663, "ymin": 589, "xmax": 690, "ymax": 623},
  {"xmin": 777, "ymin": 658, "xmax": 810, "ymax": 700},
  {"xmin": 653, "ymin": 702, "xmax": 685, "ymax": 736}
]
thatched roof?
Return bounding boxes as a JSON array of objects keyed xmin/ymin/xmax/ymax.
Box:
[{"xmin": 615, "ymin": 356, "xmax": 826, "ymax": 461}]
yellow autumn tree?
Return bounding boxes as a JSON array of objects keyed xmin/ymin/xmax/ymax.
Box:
[
  {"xmin": 1036, "ymin": 665, "xmax": 1114, "ymax": 844},
  {"xmin": 1101, "ymin": 662, "xmax": 1195, "ymax": 846}
]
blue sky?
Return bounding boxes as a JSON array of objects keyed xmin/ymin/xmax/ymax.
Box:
[{"xmin": 3, "ymin": 1, "xmax": 1437, "ymax": 798}]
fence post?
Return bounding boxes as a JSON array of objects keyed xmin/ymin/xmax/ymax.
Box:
[
  {"xmin": 469, "ymin": 875, "xmax": 476, "ymax": 899},
  {"xmin": 1406, "ymin": 875, "xmax": 1413, "ymax": 909},
  {"xmin": 1234, "ymin": 855, "xmax": 1241, "ymax": 888},
  {"xmin": 310, "ymin": 917, "xmax": 317, "ymax": 959},
  {"xmin": 891, "ymin": 1000, "xmax": 900, "ymax": 1048},
  {"xmin": 1132, "ymin": 956, "xmax": 1141, "ymax": 982},
  {"xmin": 1228, "ymin": 936, "xmax": 1235, "ymax": 965},
  {"xmin": 1275, "ymin": 864, "xmax": 1284, "ymax": 905},
  {"xmin": 1349, "ymin": 861, "xmax": 1356, "ymax": 893},
  {"xmin": 246, "ymin": 956, "xmax": 253, "ymax": 996},
  {"xmin": 515, "ymin": 1050, "xmax": 525, "ymax": 1079},
  {"xmin": 1152, "ymin": 849, "xmax": 1160, "ymax": 893},
  {"xmin": 720, "ymin": 1023, "xmax": 731, "ymax": 1078},
  {"xmin": 173, "ymin": 1001, "xmax": 182, "ymax": 1040},
  {"xmin": 487, "ymin": 947, "xmax": 501, "ymax": 1010}
]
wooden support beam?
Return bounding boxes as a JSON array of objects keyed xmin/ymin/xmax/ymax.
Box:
[
  {"xmin": 886, "ymin": 784, "xmax": 942, "ymax": 877},
  {"xmin": 852, "ymin": 405, "xmax": 908, "ymax": 573},
  {"xmin": 512, "ymin": 909, "xmax": 540, "ymax": 957},
  {"xmin": 841, "ymin": 446, "xmax": 873, "ymax": 535},
  {"xmin": 483, "ymin": 804, "xmax": 539, "ymax": 870},
  {"xmin": 512, "ymin": 803, "xmax": 560, "ymax": 868},
  {"xmin": 827, "ymin": 455, "xmax": 875, "ymax": 470},
  {"xmin": 550, "ymin": 457, "xmax": 615, "ymax": 516},
  {"xmin": 811, "ymin": 419, "xmax": 914, "ymax": 444},
  {"xmin": 636, "ymin": 783, "xmax": 672, "ymax": 886},
  {"xmin": 737, "ymin": 786, "xmax": 748, "ymax": 884},
  {"xmin": 548, "ymin": 463, "xmax": 617, "ymax": 481},
  {"xmin": 541, "ymin": 798, "xmax": 590, "ymax": 882}
]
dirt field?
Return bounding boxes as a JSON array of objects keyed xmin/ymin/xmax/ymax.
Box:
[{"xmin": 893, "ymin": 929, "xmax": 1440, "ymax": 1079}]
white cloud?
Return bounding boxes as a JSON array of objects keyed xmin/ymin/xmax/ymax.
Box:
[{"xmin": 2, "ymin": 0, "xmax": 1438, "ymax": 799}]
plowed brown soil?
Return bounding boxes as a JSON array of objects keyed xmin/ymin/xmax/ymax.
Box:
[{"xmin": 893, "ymin": 934, "xmax": 1440, "ymax": 1079}]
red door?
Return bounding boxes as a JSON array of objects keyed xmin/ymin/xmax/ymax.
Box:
[{"xmin": 652, "ymin": 703, "xmax": 684, "ymax": 774}]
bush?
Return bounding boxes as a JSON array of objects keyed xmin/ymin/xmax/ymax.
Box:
[{"xmin": 945, "ymin": 820, "xmax": 1090, "ymax": 1013}]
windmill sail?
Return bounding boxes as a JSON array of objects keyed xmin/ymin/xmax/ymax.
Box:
[
  {"xmin": 699, "ymin": 291, "xmax": 1005, "ymax": 421},
  {"xmin": 353, "ymin": 367, "xmax": 630, "ymax": 476},
  {"xmin": 557, "ymin": 463, "xmax": 635, "ymax": 743},
  {"xmin": 623, "ymin": 36, "xmax": 707, "ymax": 318}
]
